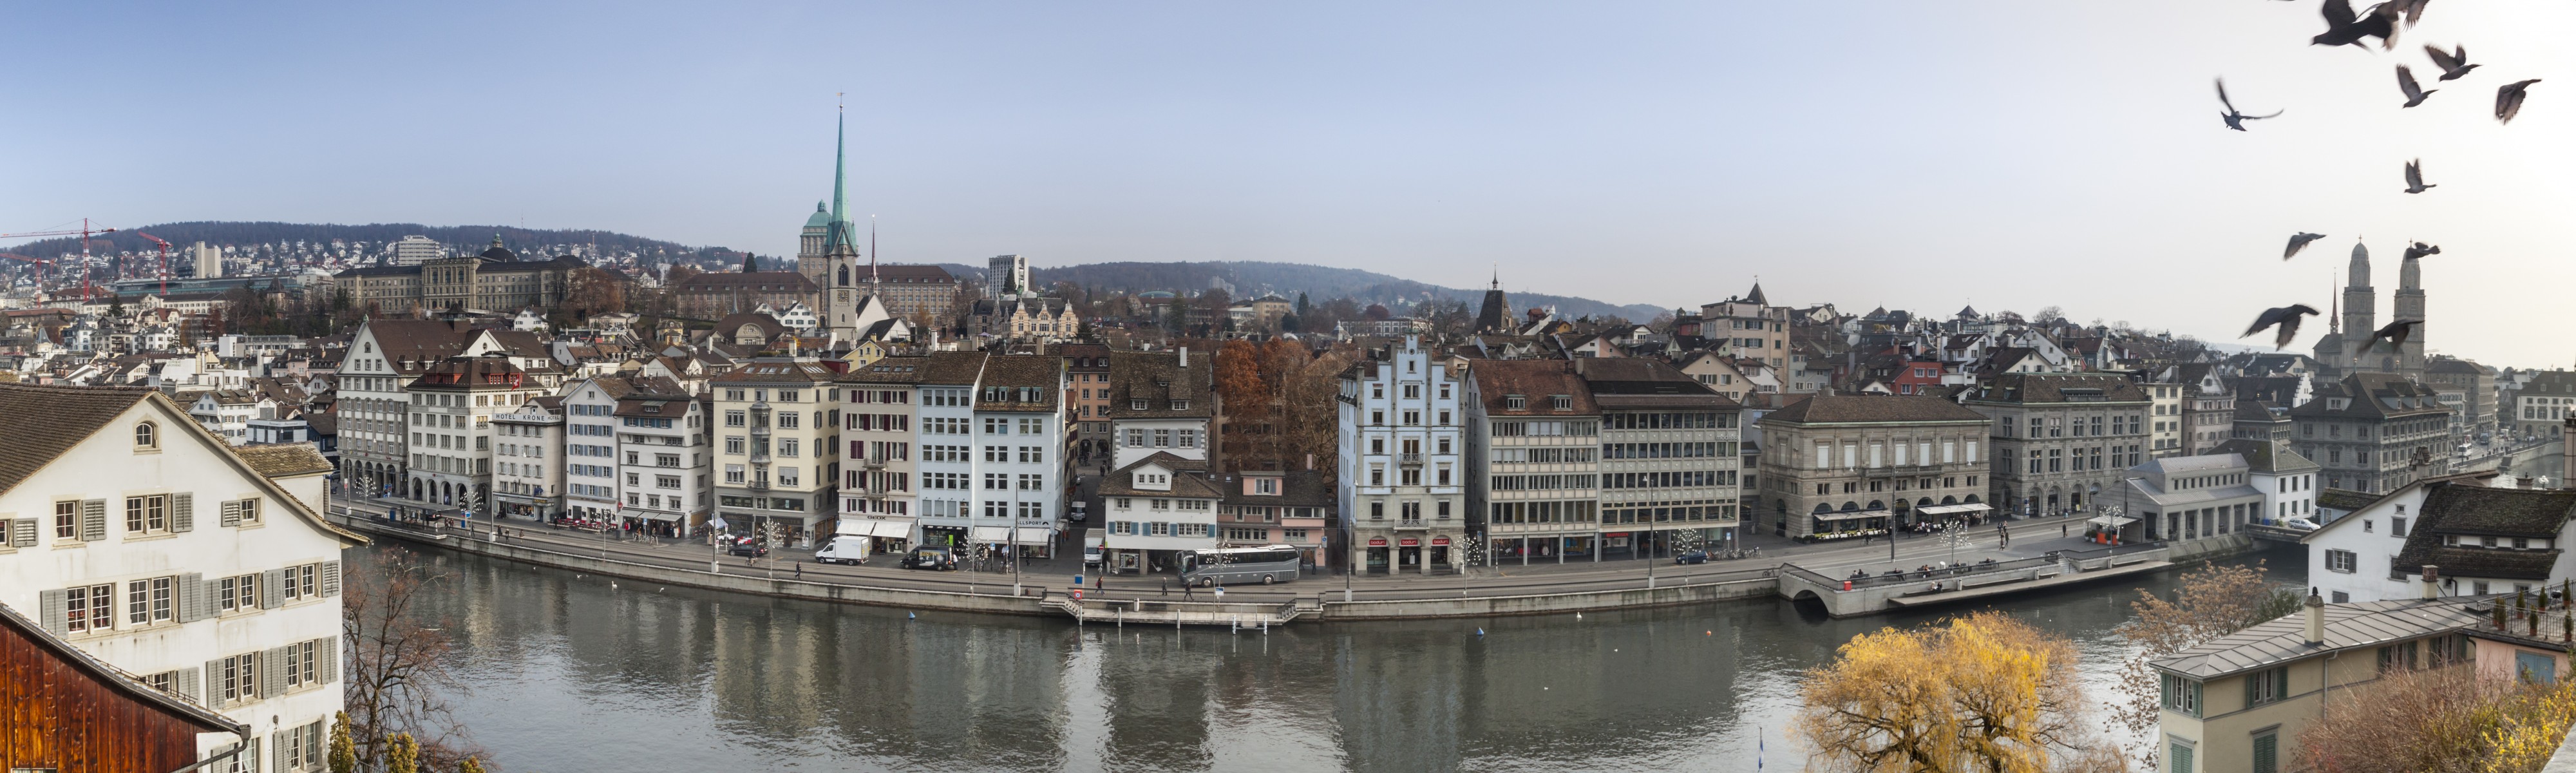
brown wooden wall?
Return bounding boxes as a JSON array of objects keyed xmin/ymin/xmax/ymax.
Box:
[{"xmin": 0, "ymin": 619, "xmax": 219, "ymax": 773}]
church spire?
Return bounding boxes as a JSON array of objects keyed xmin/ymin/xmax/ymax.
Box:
[{"xmin": 824, "ymin": 100, "xmax": 858, "ymax": 256}]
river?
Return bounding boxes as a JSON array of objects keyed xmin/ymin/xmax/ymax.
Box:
[{"xmin": 373, "ymin": 545, "xmax": 2304, "ymax": 772}]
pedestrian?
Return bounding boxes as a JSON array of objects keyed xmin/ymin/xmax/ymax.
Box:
[
  {"xmin": 795, "ymin": 562, "xmax": 803, "ymax": 577},
  {"xmin": 2061, "ymin": 523, "xmax": 2068, "ymax": 538}
]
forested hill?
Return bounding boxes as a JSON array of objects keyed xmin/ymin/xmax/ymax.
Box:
[
  {"xmin": 1030, "ymin": 260, "xmax": 1666, "ymax": 321},
  {"xmin": 1, "ymin": 221, "xmax": 739, "ymax": 261}
]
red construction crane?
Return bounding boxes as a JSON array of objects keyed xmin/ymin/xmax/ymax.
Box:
[
  {"xmin": 132, "ymin": 231, "xmax": 172, "ymax": 294},
  {"xmin": 0, "ymin": 219, "xmax": 116, "ymax": 301}
]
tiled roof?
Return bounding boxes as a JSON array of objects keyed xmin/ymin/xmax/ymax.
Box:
[
  {"xmin": 1761, "ymin": 394, "xmax": 1988, "ymax": 425},
  {"xmin": 711, "ymin": 359, "xmax": 838, "ymax": 384},
  {"xmin": 840, "ymin": 356, "xmax": 930, "ymax": 384},
  {"xmin": 672, "ymin": 271, "xmax": 820, "ymax": 293},
  {"xmin": 2318, "ymin": 489, "xmax": 2380, "ymax": 511},
  {"xmin": 1470, "ymin": 360, "xmax": 1598, "ymax": 415},
  {"xmin": 1218, "ymin": 470, "xmax": 1334, "ymax": 508},
  {"xmin": 0, "ymin": 384, "xmax": 155, "ymax": 499},
  {"xmin": 232, "ymin": 443, "xmax": 334, "ymax": 477},
  {"xmin": 918, "ymin": 351, "xmax": 989, "ymax": 386},
  {"xmin": 1100, "ymin": 452, "xmax": 1224, "ymax": 499},
  {"xmin": 1966, "ymin": 373, "xmax": 2150, "ymax": 405},
  {"xmin": 975, "ymin": 354, "xmax": 1061, "ymax": 411},
  {"xmin": 1105, "ymin": 350, "xmax": 1211, "ymax": 419},
  {"xmin": 1574, "ymin": 357, "xmax": 1738, "ymax": 410},
  {"xmin": 2414, "ymin": 483, "xmax": 2576, "ymax": 537},
  {"xmin": 2152, "ymin": 596, "xmax": 2492, "ymax": 680},
  {"xmin": 2210, "ymin": 438, "xmax": 2319, "ymax": 474},
  {"xmin": 2292, "ymin": 372, "xmax": 2450, "ymax": 419}
]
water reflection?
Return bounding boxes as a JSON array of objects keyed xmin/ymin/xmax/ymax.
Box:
[{"xmin": 376, "ymin": 547, "xmax": 2302, "ymax": 772}]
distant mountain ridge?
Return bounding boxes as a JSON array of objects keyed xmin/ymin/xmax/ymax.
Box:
[
  {"xmin": 0, "ymin": 221, "xmax": 740, "ymax": 262},
  {"xmin": 1027, "ymin": 260, "xmax": 1666, "ymax": 321}
]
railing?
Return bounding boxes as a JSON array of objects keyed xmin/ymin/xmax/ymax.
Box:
[
  {"xmin": 1399, "ymin": 453, "xmax": 1423, "ymax": 465},
  {"xmin": 863, "ymin": 456, "xmax": 888, "ymax": 468},
  {"xmin": 1793, "ymin": 540, "xmax": 2170, "ymax": 591},
  {"xmin": 1396, "ymin": 519, "xmax": 1428, "ymax": 529}
]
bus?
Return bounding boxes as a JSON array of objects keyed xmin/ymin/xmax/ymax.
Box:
[{"xmin": 1179, "ymin": 546, "xmax": 1303, "ymax": 587}]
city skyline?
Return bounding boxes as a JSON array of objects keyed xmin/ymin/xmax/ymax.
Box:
[{"xmin": 5, "ymin": 1, "xmax": 2571, "ymax": 365}]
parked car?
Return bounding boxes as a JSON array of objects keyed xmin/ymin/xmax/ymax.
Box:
[
  {"xmin": 727, "ymin": 537, "xmax": 768, "ymax": 557},
  {"xmin": 1068, "ymin": 501, "xmax": 1089, "ymax": 522},
  {"xmin": 1673, "ymin": 549, "xmax": 1710, "ymax": 565},
  {"xmin": 2282, "ymin": 517, "xmax": 2321, "ymax": 532},
  {"xmin": 903, "ymin": 546, "xmax": 958, "ymax": 571}
]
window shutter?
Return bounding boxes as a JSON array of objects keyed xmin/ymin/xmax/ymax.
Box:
[
  {"xmin": 80, "ymin": 499, "xmax": 106, "ymax": 541},
  {"xmin": 319, "ymin": 560, "xmax": 341, "ymax": 596},
  {"xmin": 177, "ymin": 665, "xmax": 200, "ymax": 703},
  {"xmin": 271, "ymin": 731, "xmax": 285, "ymax": 773},
  {"xmin": 177, "ymin": 572, "xmax": 207, "ymax": 623},
  {"xmin": 171, "ymin": 493, "xmax": 193, "ymax": 532},
  {"xmin": 205, "ymin": 659, "xmax": 226, "ymax": 709},
  {"xmin": 2172, "ymin": 743, "xmax": 2193, "ymax": 773},
  {"xmin": 2253, "ymin": 732, "xmax": 2278, "ymax": 773},
  {"xmin": 39, "ymin": 588, "xmax": 66, "ymax": 633},
  {"xmin": 221, "ymin": 500, "xmax": 243, "ymax": 527},
  {"xmin": 2243, "ymin": 671, "xmax": 2257, "ymax": 707},
  {"xmin": 10, "ymin": 517, "xmax": 32, "ymax": 548},
  {"xmin": 318, "ymin": 636, "xmax": 339, "ymax": 687},
  {"xmin": 261, "ymin": 569, "xmax": 285, "ymax": 609},
  {"xmin": 262, "ymin": 646, "xmax": 287, "ymax": 700}
]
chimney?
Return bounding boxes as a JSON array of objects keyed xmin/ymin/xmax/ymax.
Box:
[
  {"xmin": 2304, "ymin": 588, "xmax": 2326, "ymax": 645},
  {"xmin": 2519, "ymin": 475, "xmax": 2536, "ymax": 489},
  {"xmin": 1179, "ymin": 347, "xmax": 1189, "ymax": 368},
  {"xmin": 1304, "ymin": 453, "xmax": 1315, "ymax": 471},
  {"xmin": 2421, "ymin": 565, "xmax": 2441, "ymax": 600}
]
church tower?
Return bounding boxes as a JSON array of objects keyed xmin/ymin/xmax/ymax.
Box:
[
  {"xmin": 819, "ymin": 110, "xmax": 864, "ymax": 343},
  {"xmin": 2341, "ymin": 240, "xmax": 2376, "ymax": 370},
  {"xmin": 2394, "ymin": 247, "xmax": 2427, "ymax": 379},
  {"xmin": 795, "ymin": 202, "xmax": 830, "ymax": 282}
]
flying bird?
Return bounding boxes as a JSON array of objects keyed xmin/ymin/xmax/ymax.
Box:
[
  {"xmin": 2367, "ymin": 319, "xmax": 2422, "ymax": 352},
  {"xmin": 2396, "ymin": 65, "xmax": 2437, "ymax": 107},
  {"xmin": 2403, "ymin": 241, "xmax": 2440, "ymax": 260},
  {"xmin": 2284, "ymin": 233, "xmax": 2329, "ymax": 260},
  {"xmin": 2385, "ymin": 0, "xmax": 2430, "ymax": 27},
  {"xmin": 2314, "ymin": 0, "xmax": 2400, "ymax": 49},
  {"xmin": 2217, "ymin": 79, "xmax": 2284, "ymax": 131},
  {"xmin": 2425, "ymin": 44, "xmax": 2477, "ymax": 81},
  {"xmin": 2497, "ymin": 79, "xmax": 2541, "ymax": 124},
  {"xmin": 2403, "ymin": 158, "xmax": 2435, "ymax": 193},
  {"xmin": 2244, "ymin": 305, "xmax": 2322, "ymax": 350}
]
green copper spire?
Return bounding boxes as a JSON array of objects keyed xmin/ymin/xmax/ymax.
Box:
[{"xmin": 824, "ymin": 108, "xmax": 858, "ymax": 255}]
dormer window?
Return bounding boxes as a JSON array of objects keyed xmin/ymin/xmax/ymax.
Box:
[
  {"xmin": 1505, "ymin": 395, "xmax": 1526, "ymax": 410},
  {"xmin": 1171, "ymin": 400, "xmax": 1189, "ymax": 410},
  {"xmin": 134, "ymin": 423, "xmax": 157, "ymax": 451},
  {"xmin": 1551, "ymin": 395, "xmax": 1572, "ymax": 411},
  {"xmin": 1131, "ymin": 399, "xmax": 1148, "ymax": 411}
]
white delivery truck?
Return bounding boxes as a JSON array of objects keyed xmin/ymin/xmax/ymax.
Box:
[
  {"xmin": 1083, "ymin": 528, "xmax": 1104, "ymax": 570},
  {"xmin": 815, "ymin": 520, "xmax": 873, "ymax": 565}
]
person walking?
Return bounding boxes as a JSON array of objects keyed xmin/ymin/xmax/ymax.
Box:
[{"xmin": 2061, "ymin": 522, "xmax": 2068, "ymax": 539}]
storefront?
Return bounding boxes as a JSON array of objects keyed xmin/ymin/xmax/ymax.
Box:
[
  {"xmin": 1805, "ymin": 509, "xmax": 1890, "ymax": 542},
  {"xmin": 838, "ymin": 519, "xmax": 914, "ymax": 556}
]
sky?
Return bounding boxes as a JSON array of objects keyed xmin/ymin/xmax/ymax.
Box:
[{"xmin": 5, "ymin": 1, "xmax": 2571, "ymax": 366}]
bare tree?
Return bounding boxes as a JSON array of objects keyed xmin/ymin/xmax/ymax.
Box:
[
  {"xmin": 343, "ymin": 547, "xmax": 486, "ymax": 770},
  {"xmin": 2296, "ymin": 663, "xmax": 2576, "ymax": 773},
  {"xmin": 2108, "ymin": 562, "xmax": 2301, "ymax": 768}
]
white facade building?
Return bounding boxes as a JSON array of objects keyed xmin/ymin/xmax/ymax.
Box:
[
  {"xmin": 613, "ymin": 385, "xmax": 710, "ymax": 536},
  {"xmin": 1338, "ymin": 335, "xmax": 1468, "ymax": 574},
  {"xmin": 390, "ymin": 235, "xmax": 442, "ymax": 266},
  {"xmin": 491, "ymin": 400, "xmax": 565, "ymax": 521},
  {"xmin": 0, "ymin": 385, "xmax": 363, "ymax": 770},
  {"xmin": 560, "ymin": 377, "xmax": 634, "ymax": 522},
  {"xmin": 1099, "ymin": 453, "xmax": 1222, "ymax": 571},
  {"xmin": 1106, "ymin": 348, "xmax": 1214, "ymax": 470}
]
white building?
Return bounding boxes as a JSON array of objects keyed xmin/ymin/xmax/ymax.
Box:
[
  {"xmin": 613, "ymin": 383, "xmax": 710, "ymax": 537},
  {"xmin": 1106, "ymin": 348, "xmax": 1214, "ymax": 470},
  {"xmin": 336, "ymin": 319, "xmax": 473, "ymax": 497},
  {"xmin": 1, "ymin": 385, "xmax": 363, "ymax": 770},
  {"xmin": 913, "ymin": 352, "xmax": 983, "ymax": 549},
  {"xmin": 967, "ymin": 353, "xmax": 1068, "ymax": 557},
  {"xmin": 1338, "ymin": 335, "xmax": 1468, "ymax": 574},
  {"xmin": 1099, "ymin": 452, "xmax": 1222, "ymax": 572},
  {"xmin": 402, "ymin": 355, "xmax": 544, "ymax": 515},
  {"xmin": 191, "ymin": 240, "xmax": 224, "ymax": 278},
  {"xmin": 2301, "ymin": 472, "xmax": 2576, "ymax": 604},
  {"xmin": 189, "ymin": 390, "xmax": 261, "ymax": 446},
  {"xmin": 559, "ymin": 377, "xmax": 636, "ymax": 523},
  {"xmin": 390, "ymin": 235, "xmax": 442, "ymax": 267},
  {"xmin": 491, "ymin": 400, "xmax": 565, "ymax": 521}
]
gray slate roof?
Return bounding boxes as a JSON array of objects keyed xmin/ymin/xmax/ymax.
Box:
[{"xmin": 2152, "ymin": 596, "xmax": 2492, "ymax": 680}]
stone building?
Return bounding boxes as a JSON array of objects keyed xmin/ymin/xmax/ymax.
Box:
[
  {"xmin": 1466, "ymin": 359, "xmax": 1602, "ymax": 564},
  {"xmin": 1966, "ymin": 373, "xmax": 2152, "ymax": 518},
  {"xmin": 2425, "ymin": 356, "xmax": 2496, "ymax": 439},
  {"xmin": 2291, "ymin": 372, "xmax": 2455, "ymax": 494},
  {"xmin": 668, "ymin": 271, "xmax": 823, "ymax": 321},
  {"xmin": 1575, "ymin": 358, "xmax": 1744, "ymax": 555},
  {"xmin": 2510, "ymin": 370, "xmax": 2576, "ymax": 441},
  {"xmin": 711, "ymin": 359, "xmax": 842, "ymax": 548},
  {"xmin": 1755, "ymin": 394, "xmax": 1991, "ymax": 539},
  {"xmin": 332, "ymin": 235, "xmax": 581, "ymax": 314}
]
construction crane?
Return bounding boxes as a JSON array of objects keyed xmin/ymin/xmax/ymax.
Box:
[
  {"xmin": 132, "ymin": 231, "xmax": 173, "ymax": 294},
  {"xmin": 0, "ymin": 219, "xmax": 116, "ymax": 301}
]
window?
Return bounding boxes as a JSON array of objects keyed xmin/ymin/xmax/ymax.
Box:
[
  {"xmin": 2251, "ymin": 731, "xmax": 2278, "ymax": 773},
  {"xmin": 124, "ymin": 494, "xmax": 167, "ymax": 535},
  {"xmin": 218, "ymin": 573, "xmax": 258, "ymax": 613},
  {"xmin": 283, "ymin": 563, "xmax": 317, "ymax": 602},
  {"xmin": 64, "ymin": 583, "xmax": 112, "ymax": 633},
  {"xmin": 2392, "ymin": 517, "xmax": 2408, "ymax": 537},
  {"xmin": 53, "ymin": 500, "xmax": 75, "ymax": 539},
  {"xmin": 218, "ymin": 651, "xmax": 261, "ymax": 705},
  {"xmin": 2325, "ymin": 549, "xmax": 2356, "ymax": 573},
  {"xmin": 2243, "ymin": 667, "xmax": 2288, "ymax": 706},
  {"xmin": 126, "ymin": 577, "xmax": 173, "ymax": 625},
  {"xmin": 135, "ymin": 422, "xmax": 158, "ymax": 450},
  {"xmin": 2160, "ymin": 673, "xmax": 2201, "ymax": 718}
]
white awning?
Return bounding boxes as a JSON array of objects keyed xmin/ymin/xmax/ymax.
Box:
[
  {"xmin": 1013, "ymin": 527, "xmax": 1052, "ymax": 546},
  {"xmin": 834, "ymin": 519, "xmax": 875, "ymax": 537},
  {"xmin": 971, "ymin": 526, "xmax": 1013, "ymax": 542},
  {"xmin": 866, "ymin": 520, "xmax": 915, "ymax": 539},
  {"xmin": 2088, "ymin": 515, "xmax": 2141, "ymax": 529},
  {"xmin": 1816, "ymin": 510, "xmax": 1891, "ymax": 521},
  {"xmin": 1915, "ymin": 504, "xmax": 1994, "ymax": 516}
]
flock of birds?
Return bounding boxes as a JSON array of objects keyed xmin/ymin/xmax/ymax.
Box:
[{"xmin": 2239, "ymin": 0, "xmax": 2537, "ymax": 354}]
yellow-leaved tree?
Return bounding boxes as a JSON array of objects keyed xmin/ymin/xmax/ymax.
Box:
[{"xmin": 1795, "ymin": 611, "xmax": 2123, "ymax": 773}]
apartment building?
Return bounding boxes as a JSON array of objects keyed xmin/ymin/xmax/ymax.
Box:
[
  {"xmin": 1965, "ymin": 373, "xmax": 2152, "ymax": 518},
  {"xmin": 1106, "ymin": 348, "xmax": 1215, "ymax": 470},
  {"xmin": 1466, "ymin": 359, "xmax": 1603, "ymax": 566},
  {"xmin": 336, "ymin": 319, "xmax": 471, "ymax": 496},
  {"xmin": 1338, "ymin": 335, "xmax": 1468, "ymax": 574},
  {"xmin": 1218, "ymin": 469, "xmax": 1332, "ymax": 566},
  {"xmin": 712, "ymin": 359, "xmax": 842, "ymax": 548},
  {"xmin": 404, "ymin": 355, "xmax": 545, "ymax": 515},
  {"xmin": 559, "ymin": 377, "xmax": 639, "ymax": 523},
  {"xmin": 1100, "ymin": 452, "xmax": 1222, "ymax": 573},
  {"xmin": 613, "ymin": 382, "xmax": 710, "ymax": 537},
  {"xmin": 1577, "ymin": 358, "xmax": 1744, "ymax": 555},
  {"xmin": 1061, "ymin": 343, "xmax": 1113, "ymax": 464},
  {"xmin": 2291, "ymin": 372, "xmax": 2455, "ymax": 494},
  {"xmin": 1, "ymin": 385, "xmax": 364, "ymax": 771},
  {"xmin": 969, "ymin": 354, "xmax": 1069, "ymax": 557},
  {"xmin": 2146, "ymin": 380, "xmax": 2186, "ymax": 457},
  {"xmin": 489, "ymin": 399, "xmax": 564, "ymax": 521},
  {"xmin": 1755, "ymin": 394, "xmax": 1991, "ymax": 539},
  {"xmin": 913, "ymin": 352, "xmax": 987, "ymax": 550},
  {"xmin": 840, "ymin": 356, "xmax": 923, "ymax": 556}
]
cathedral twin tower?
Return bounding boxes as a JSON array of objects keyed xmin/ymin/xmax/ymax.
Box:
[{"xmin": 2311, "ymin": 240, "xmax": 2427, "ymax": 382}]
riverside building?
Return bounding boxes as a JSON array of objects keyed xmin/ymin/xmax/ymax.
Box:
[
  {"xmin": 612, "ymin": 381, "xmax": 710, "ymax": 537},
  {"xmin": 1964, "ymin": 373, "xmax": 2152, "ymax": 518},
  {"xmin": 1466, "ymin": 359, "xmax": 1602, "ymax": 565},
  {"xmin": 838, "ymin": 356, "xmax": 925, "ymax": 557},
  {"xmin": 489, "ymin": 399, "xmax": 564, "ymax": 522},
  {"xmin": 1754, "ymin": 394, "xmax": 1991, "ymax": 539},
  {"xmin": 1575, "ymin": 358, "xmax": 1744, "ymax": 556},
  {"xmin": 404, "ymin": 354, "xmax": 545, "ymax": 514},
  {"xmin": 712, "ymin": 359, "xmax": 842, "ymax": 548},
  {"xmin": 1338, "ymin": 335, "xmax": 1468, "ymax": 574}
]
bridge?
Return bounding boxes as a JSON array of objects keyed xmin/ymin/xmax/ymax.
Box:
[
  {"xmin": 2242, "ymin": 524, "xmax": 2309, "ymax": 544},
  {"xmin": 1774, "ymin": 541, "xmax": 2183, "ymax": 617}
]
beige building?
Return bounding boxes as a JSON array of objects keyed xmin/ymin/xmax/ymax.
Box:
[
  {"xmin": 1465, "ymin": 360, "xmax": 1602, "ymax": 564},
  {"xmin": 712, "ymin": 358, "xmax": 842, "ymax": 548},
  {"xmin": 1755, "ymin": 394, "xmax": 1991, "ymax": 539},
  {"xmin": 333, "ymin": 236, "xmax": 579, "ymax": 314},
  {"xmin": 1965, "ymin": 373, "xmax": 2152, "ymax": 518},
  {"xmin": 1699, "ymin": 283, "xmax": 1790, "ymax": 369}
]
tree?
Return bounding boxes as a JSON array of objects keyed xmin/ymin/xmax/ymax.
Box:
[
  {"xmin": 328, "ymin": 712, "xmax": 355, "ymax": 773},
  {"xmin": 1795, "ymin": 611, "xmax": 2117, "ymax": 772},
  {"xmin": 344, "ymin": 547, "xmax": 485, "ymax": 768},
  {"xmin": 740, "ymin": 253, "xmax": 759, "ymax": 273},
  {"xmin": 665, "ymin": 263, "xmax": 703, "ymax": 287},
  {"xmin": 2295, "ymin": 663, "xmax": 2576, "ymax": 773},
  {"xmin": 562, "ymin": 266, "xmax": 629, "ymax": 318},
  {"xmin": 1215, "ymin": 340, "xmax": 1270, "ymax": 470},
  {"xmin": 1279, "ymin": 346, "xmax": 1354, "ymax": 477},
  {"xmin": 386, "ymin": 733, "xmax": 419, "ymax": 773},
  {"xmin": 2110, "ymin": 562, "xmax": 2302, "ymax": 768}
]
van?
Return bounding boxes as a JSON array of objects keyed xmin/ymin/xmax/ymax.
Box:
[
  {"xmin": 814, "ymin": 537, "xmax": 867, "ymax": 566},
  {"xmin": 1082, "ymin": 528, "xmax": 1104, "ymax": 569}
]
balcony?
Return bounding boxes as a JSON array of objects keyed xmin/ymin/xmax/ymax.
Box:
[
  {"xmin": 746, "ymin": 479, "xmax": 772, "ymax": 491},
  {"xmin": 863, "ymin": 456, "xmax": 888, "ymax": 468},
  {"xmin": 750, "ymin": 453, "xmax": 772, "ymax": 464},
  {"xmin": 750, "ymin": 423, "xmax": 771, "ymax": 437},
  {"xmin": 1396, "ymin": 519, "xmax": 1429, "ymax": 530},
  {"xmin": 1398, "ymin": 453, "xmax": 1423, "ymax": 466}
]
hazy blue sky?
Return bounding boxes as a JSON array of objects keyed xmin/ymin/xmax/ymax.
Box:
[{"xmin": 5, "ymin": 2, "xmax": 2570, "ymax": 365}]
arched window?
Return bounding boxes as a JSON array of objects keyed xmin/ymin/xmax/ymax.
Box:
[{"xmin": 134, "ymin": 422, "xmax": 157, "ymax": 450}]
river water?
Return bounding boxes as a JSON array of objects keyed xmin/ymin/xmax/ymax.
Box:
[{"xmin": 376, "ymin": 545, "xmax": 2304, "ymax": 772}]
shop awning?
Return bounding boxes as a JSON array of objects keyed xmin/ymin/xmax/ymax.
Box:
[
  {"xmin": 1915, "ymin": 504, "xmax": 1993, "ymax": 516},
  {"xmin": 2088, "ymin": 515, "xmax": 2141, "ymax": 529},
  {"xmin": 1816, "ymin": 510, "xmax": 1891, "ymax": 521},
  {"xmin": 971, "ymin": 526, "xmax": 1012, "ymax": 542},
  {"xmin": 1013, "ymin": 527, "xmax": 1052, "ymax": 546}
]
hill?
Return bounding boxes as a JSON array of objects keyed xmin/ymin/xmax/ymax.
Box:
[
  {"xmin": 0, "ymin": 221, "xmax": 741, "ymax": 263},
  {"xmin": 1027, "ymin": 261, "xmax": 1665, "ymax": 321}
]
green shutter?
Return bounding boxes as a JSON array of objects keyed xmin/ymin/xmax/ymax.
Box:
[
  {"xmin": 2172, "ymin": 742, "xmax": 2193, "ymax": 773},
  {"xmin": 2253, "ymin": 732, "xmax": 2278, "ymax": 773}
]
